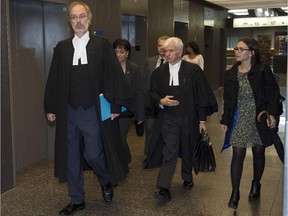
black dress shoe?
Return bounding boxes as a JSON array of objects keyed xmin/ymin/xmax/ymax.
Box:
[
  {"xmin": 59, "ymin": 202, "xmax": 85, "ymax": 215},
  {"xmin": 228, "ymin": 189, "xmax": 240, "ymax": 209},
  {"xmin": 142, "ymin": 158, "xmax": 147, "ymax": 168},
  {"xmin": 183, "ymin": 181, "xmax": 194, "ymax": 190},
  {"xmin": 154, "ymin": 187, "xmax": 171, "ymax": 201},
  {"xmin": 101, "ymin": 183, "xmax": 113, "ymax": 202}
]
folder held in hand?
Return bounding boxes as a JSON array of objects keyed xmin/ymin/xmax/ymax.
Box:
[{"xmin": 99, "ymin": 94, "xmax": 126, "ymax": 121}]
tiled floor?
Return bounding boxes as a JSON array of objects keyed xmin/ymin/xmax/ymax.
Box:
[{"xmin": 1, "ymin": 86, "xmax": 286, "ymax": 216}]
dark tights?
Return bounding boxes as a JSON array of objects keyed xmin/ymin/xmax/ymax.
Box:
[{"xmin": 231, "ymin": 145, "xmax": 265, "ymax": 190}]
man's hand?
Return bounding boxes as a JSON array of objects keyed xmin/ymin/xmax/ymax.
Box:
[
  {"xmin": 160, "ymin": 95, "xmax": 179, "ymax": 107},
  {"xmin": 111, "ymin": 113, "xmax": 120, "ymax": 120},
  {"xmin": 199, "ymin": 122, "xmax": 206, "ymax": 133},
  {"xmin": 47, "ymin": 113, "xmax": 56, "ymax": 122}
]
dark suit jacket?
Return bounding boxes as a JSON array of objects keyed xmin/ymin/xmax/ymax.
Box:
[
  {"xmin": 44, "ymin": 34, "xmax": 133, "ymax": 183},
  {"xmin": 142, "ymin": 56, "xmax": 158, "ymax": 109}
]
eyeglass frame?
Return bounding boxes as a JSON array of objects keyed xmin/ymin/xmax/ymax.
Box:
[
  {"xmin": 233, "ymin": 47, "xmax": 251, "ymax": 53},
  {"xmin": 69, "ymin": 14, "xmax": 88, "ymax": 22}
]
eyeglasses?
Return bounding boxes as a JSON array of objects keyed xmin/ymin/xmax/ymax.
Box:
[
  {"xmin": 234, "ymin": 47, "xmax": 251, "ymax": 53},
  {"xmin": 70, "ymin": 14, "xmax": 88, "ymax": 22}
]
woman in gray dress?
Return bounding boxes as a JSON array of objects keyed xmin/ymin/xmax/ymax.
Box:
[{"xmin": 220, "ymin": 38, "xmax": 281, "ymax": 209}]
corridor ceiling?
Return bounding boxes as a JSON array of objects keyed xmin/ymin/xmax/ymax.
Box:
[
  {"xmin": 121, "ymin": 0, "xmax": 287, "ymax": 16},
  {"xmin": 205, "ymin": 0, "xmax": 287, "ymax": 10}
]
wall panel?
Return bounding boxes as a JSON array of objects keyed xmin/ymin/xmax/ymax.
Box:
[{"xmin": 147, "ymin": 0, "xmax": 174, "ymax": 57}]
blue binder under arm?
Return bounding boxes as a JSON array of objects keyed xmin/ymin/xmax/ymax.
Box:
[{"xmin": 99, "ymin": 94, "xmax": 126, "ymax": 121}]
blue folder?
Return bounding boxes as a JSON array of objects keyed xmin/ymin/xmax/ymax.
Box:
[{"xmin": 99, "ymin": 94, "xmax": 126, "ymax": 121}]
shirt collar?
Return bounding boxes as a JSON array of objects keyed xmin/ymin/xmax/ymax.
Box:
[
  {"xmin": 73, "ymin": 31, "xmax": 90, "ymax": 41},
  {"xmin": 169, "ymin": 60, "xmax": 182, "ymax": 69}
]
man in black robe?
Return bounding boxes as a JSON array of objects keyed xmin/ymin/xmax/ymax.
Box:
[
  {"xmin": 44, "ymin": 2, "xmax": 132, "ymax": 215},
  {"xmin": 147, "ymin": 37, "xmax": 217, "ymax": 201}
]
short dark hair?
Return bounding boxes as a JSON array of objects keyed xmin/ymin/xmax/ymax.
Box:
[{"xmin": 113, "ymin": 38, "xmax": 131, "ymax": 53}]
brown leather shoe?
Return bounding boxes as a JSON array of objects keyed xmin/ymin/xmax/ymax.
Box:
[{"xmin": 59, "ymin": 202, "xmax": 85, "ymax": 215}]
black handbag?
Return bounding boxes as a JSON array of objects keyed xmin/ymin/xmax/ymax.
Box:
[{"xmin": 194, "ymin": 130, "xmax": 216, "ymax": 175}]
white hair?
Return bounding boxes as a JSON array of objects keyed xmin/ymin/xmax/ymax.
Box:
[{"xmin": 163, "ymin": 37, "xmax": 183, "ymax": 52}]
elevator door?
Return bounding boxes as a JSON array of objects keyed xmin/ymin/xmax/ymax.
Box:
[
  {"xmin": 43, "ymin": 2, "xmax": 70, "ymax": 160},
  {"xmin": 9, "ymin": 0, "xmax": 69, "ymax": 170},
  {"xmin": 174, "ymin": 21, "xmax": 188, "ymax": 45},
  {"xmin": 122, "ymin": 15, "xmax": 147, "ymax": 67}
]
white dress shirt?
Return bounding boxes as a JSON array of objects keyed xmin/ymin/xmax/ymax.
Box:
[
  {"xmin": 156, "ymin": 56, "xmax": 165, "ymax": 68},
  {"xmin": 72, "ymin": 31, "xmax": 90, "ymax": 65}
]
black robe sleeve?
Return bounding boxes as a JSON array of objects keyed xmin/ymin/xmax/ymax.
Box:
[
  {"xmin": 44, "ymin": 45, "xmax": 59, "ymax": 114},
  {"xmin": 193, "ymin": 67, "xmax": 218, "ymax": 119}
]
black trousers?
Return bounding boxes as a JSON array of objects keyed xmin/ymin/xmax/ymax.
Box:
[
  {"xmin": 156, "ymin": 114, "xmax": 193, "ymax": 190},
  {"xmin": 144, "ymin": 117, "xmax": 157, "ymax": 155}
]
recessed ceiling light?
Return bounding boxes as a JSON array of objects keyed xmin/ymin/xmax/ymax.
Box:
[
  {"xmin": 257, "ymin": 8, "xmax": 263, "ymax": 13},
  {"xmin": 228, "ymin": 9, "xmax": 249, "ymax": 16},
  {"xmin": 228, "ymin": 9, "xmax": 248, "ymax": 13}
]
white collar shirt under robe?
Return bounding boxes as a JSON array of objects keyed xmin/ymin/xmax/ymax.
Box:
[
  {"xmin": 72, "ymin": 31, "xmax": 90, "ymax": 65},
  {"xmin": 168, "ymin": 60, "xmax": 181, "ymax": 86}
]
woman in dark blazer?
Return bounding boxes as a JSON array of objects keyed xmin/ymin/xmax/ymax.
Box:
[
  {"xmin": 113, "ymin": 38, "xmax": 145, "ymax": 162},
  {"xmin": 220, "ymin": 38, "xmax": 281, "ymax": 209}
]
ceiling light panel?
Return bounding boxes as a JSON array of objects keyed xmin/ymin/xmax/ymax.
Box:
[{"xmin": 205, "ymin": 0, "xmax": 287, "ymax": 10}]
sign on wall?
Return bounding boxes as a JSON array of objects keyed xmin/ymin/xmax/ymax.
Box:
[{"xmin": 233, "ymin": 16, "xmax": 288, "ymax": 28}]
